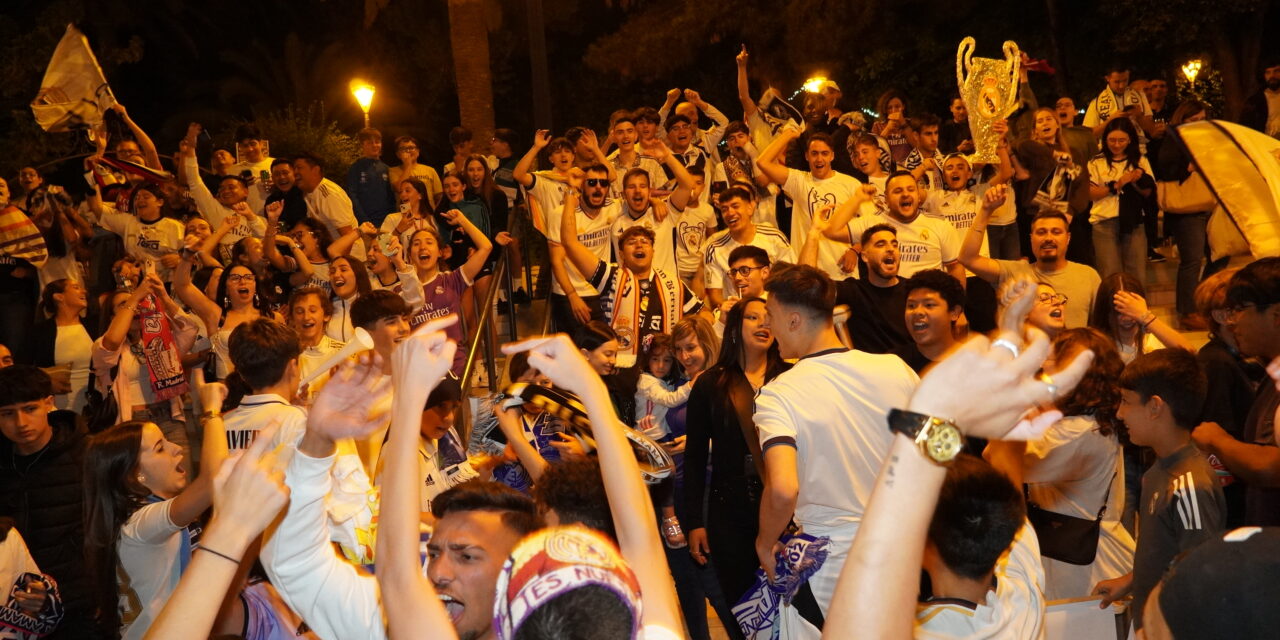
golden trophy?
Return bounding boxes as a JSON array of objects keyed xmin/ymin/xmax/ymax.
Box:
[{"xmin": 956, "ymin": 37, "xmax": 1021, "ymax": 164}]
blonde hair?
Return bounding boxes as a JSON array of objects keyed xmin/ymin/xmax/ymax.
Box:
[{"xmin": 671, "ymin": 316, "xmax": 720, "ymax": 366}]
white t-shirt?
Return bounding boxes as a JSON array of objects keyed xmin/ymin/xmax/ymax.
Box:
[
  {"xmin": 846, "ymin": 213, "xmax": 961, "ymax": 278},
  {"xmin": 297, "ymin": 336, "xmax": 345, "ymax": 405},
  {"xmin": 781, "ymin": 168, "xmax": 861, "ymax": 279},
  {"xmin": 525, "ymin": 173, "xmax": 572, "ymax": 233},
  {"xmin": 703, "ymin": 224, "xmax": 795, "ymax": 294},
  {"xmin": 97, "ymin": 211, "xmax": 185, "ymax": 281},
  {"xmin": 545, "ymin": 201, "xmax": 620, "ymax": 297},
  {"xmin": 304, "ymin": 178, "xmax": 364, "ymax": 260},
  {"xmin": 222, "ymin": 393, "xmax": 309, "ymax": 451},
  {"xmin": 182, "ymin": 155, "xmax": 268, "ymax": 261},
  {"xmin": 1024, "ymin": 415, "xmax": 1135, "ymax": 600},
  {"xmin": 53, "ymin": 323, "xmax": 94, "ymax": 413},
  {"xmin": 117, "ymin": 500, "xmax": 185, "ymax": 640},
  {"xmin": 674, "ymin": 201, "xmax": 718, "ymax": 277},
  {"xmin": 379, "ymin": 211, "xmax": 438, "ymax": 255},
  {"xmin": 229, "ymin": 156, "xmax": 275, "ymax": 213},
  {"xmin": 924, "ymin": 186, "xmax": 989, "ymax": 276},
  {"xmin": 914, "ymin": 523, "xmax": 1046, "ymax": 639},
  {"xmin": 611, "ymin": 205, "xmax": 678, "ymax": 280},
  {"xmin": 1087, "ymin": 155, "xmax": 1153, "ymax": 224},
  {"xmin": 374, "ymin": 430, "xmax": 479, "ymax": 514},
  {"xmin": 607, "ymin": 149, "xmax": 666, "ymax": 201},
  {"xmin": 755, "ymin": 349, "xmax": 918, "ymax": 531}
]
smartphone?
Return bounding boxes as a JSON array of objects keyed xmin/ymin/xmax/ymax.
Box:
[
  {"xmin": 143, "ymin": 259, "xmax": 157, "ymax": 277},
  {"xmin": 399, "ymin": 202, "xmax": 412, "ymax": 215},
  {"xmin": 377, "ymin": 234, "xmax": 398, "ymax": 257}
]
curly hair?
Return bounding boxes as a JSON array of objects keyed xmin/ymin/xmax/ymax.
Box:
[{"xmin": 1052, "ymin": 328, "xmax": 1125, "ymax": 439}]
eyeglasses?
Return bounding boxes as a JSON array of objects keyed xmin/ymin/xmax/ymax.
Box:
[
  {"xmin": 289, "ymin": 231, "xmax": 313, "ymax": 242},
  {"xmin": 227, "ymin": 273, "xmax": 257, "ymax": 283},
  {"xmin": 1036, "ymin": 293, "xmax": 1068, "ymax": 305},
  {"xmin": 668, "ymin": 123, "xmax": 692, "ymax": 132},
  {"xmin": 1224, "ymin": 302, "xmax": 1259, "ymax": 321},
  {"xmin": 729, "ymin": 265, "xmax": 766, "ymax": 278},
  {"xmin": 585, "ymin": 178, "xmax": 610, "ymax": 187}
]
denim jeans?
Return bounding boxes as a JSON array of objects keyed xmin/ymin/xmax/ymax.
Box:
[
  {"xmin": 1167, "ymin": 212, "xmax": 1208, "ymax": 315},
  {"xmin": 1092, "ymin": 218, "xmax": 1147, "ymax": 282}
]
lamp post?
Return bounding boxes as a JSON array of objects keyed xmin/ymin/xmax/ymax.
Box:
[
  {"xmin": 1181, "ymin": 60, "xmax": 1202, "ymax": 88},
  {"xmin": 350, "ymin": 80, "xmax": 375, "ymax": 128},
  {"xmin": 802, "ymin": 76, "xmax": 829, "ymax": 94}
]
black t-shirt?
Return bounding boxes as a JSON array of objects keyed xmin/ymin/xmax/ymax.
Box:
[
  {"xmin": 939, "ymin": 119, "xmax": 972, "ymax": 154},
  {"xmin": 265, "ymin": 186, "xmax": 308, "ymax": 229},
  {"xmin": 888, "ymin": 341, "xmax": 932, "ymax": 374},
  {"xmin": 1243, "ymin": 382, "xmax": 1280, "ymax": 526},
  {"xmin": 835, "ymin": 277, "xmax": 909, "ymax": 354},
  {"xmin": 1197, "ymin": 337, "xmax": 1264, "ymax": 439}
]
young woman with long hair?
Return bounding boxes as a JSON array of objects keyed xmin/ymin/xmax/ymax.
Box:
[
  {"xmin": 82, "ymin": 379, "xmax": 229, "ymax": 639},
  {"xmin": 684, "ymin": 298, "xmax": 791, "ymax": 614},
  {"xmin": 1088, "ymin": 117, "xmax": 1154, "ymax": 281},
  {"xmin": 985, "ymin": 328, "xmax": 1135, "ymax": 599},
  {"xmin": 1089, "ymin": 272, "xmax": 1191, "ymax": 364}
]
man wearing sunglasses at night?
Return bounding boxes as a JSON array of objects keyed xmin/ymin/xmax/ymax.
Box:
[{"xmin": 543, "ymin": 164, "xmax": 620, "ymax": 333}]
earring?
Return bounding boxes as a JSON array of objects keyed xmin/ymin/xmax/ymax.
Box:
[
  {"xmin": 253, "ymin": 293, "xmax": 261, "ymax": 307},
  {"xmin": 222, "ymin": 296, "xmax": 230, "ymax": 308},
  {"xmin": 137, "ymin": 474, "xmax": 146, "ymax": 484}
]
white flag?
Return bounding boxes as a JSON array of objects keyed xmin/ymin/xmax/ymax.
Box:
[
  {"xmin": 1179, "ymin": 119, "xmax": 1280, "ymax": 259},
  {"xmin": 30, "ymin": 24, "xmax": 117, "ymax": 132}
]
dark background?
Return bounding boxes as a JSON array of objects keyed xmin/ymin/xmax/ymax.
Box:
[{"xmin": 0, "ymin": 0, "xmax": 1274, "ymax": 182}]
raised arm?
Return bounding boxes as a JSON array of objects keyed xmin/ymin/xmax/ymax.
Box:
[
  {"xmin": 736, "ymin": 46, "xmax": 757, "ymax": 119},
  {"xmin": 382, "ymin": 318, "xmax": 460, "ymax": 640},
  {"xmin": 756, "ymin": 125, "xmax": 798, "ymax": 186},
  {"xmin": 581, "ymin": 129, "xmax": 617, "ymax": 184},
  {"xmin": 1112, "ymin": 291, "xmax": 1194, "ymax": 352},
  {"xmin": 800, "ymin": 203, "xmax": 836, "ymax": 266},
  {"xmin": 440, "ymin": 209, "xmax": 494, "ymax": 282},
  {"xmin": 112, "ymin": 104, "xmax": 162, "ymax": 170},
  {"xmin": 958, "ymin": 186, "xmax": 1006, "ymax": 283},
  {"xmin": 513, "ymin": 130, "xmax": 550, "ymax": 188},
  {"xmin": 493, "ymin": 404, "xmax": 549, "ymax": 482},
  {"xmin": 100, "ymin": 277, "xmax": 157, "ymax": 353},
  {"xmin": 824, "ymin": 281, "xmax": 1092, "ymax": 639},
  {"xmin": 145, "ymin": 422, "xmax": 288, "ymax": 640},
  {"xmin": 558, "ymin": 170, "xmax": 604, "ymax": 280},
  {"xmin": 172, "ymin": 252, "xmax": 223, "ymax": 331},
  {"xmin": 823, "ymin": 184, "xmax": 876, "ymax": 244},
  {"xmin": 167, "ymin": 370, "xmax": 230, "ymax": 528},
  {"xmin": 690, "ymin": 90, "xmax": 730, "ymax": 145},
  {"xmin": 326, "ymin": 226, "xmax": 361, "ymax": 260},
  {"xmin": 652, "ymin": 141, "xmax": 696, "ymax": 211},
  {"xmin": 502, "ymin": 335, "xmax": 683, "ymax": 632}
]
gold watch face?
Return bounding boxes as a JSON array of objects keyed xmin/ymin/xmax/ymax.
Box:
[{"xmin": 925, "ymin": 420, "xmax": 963, "ymax": 463}]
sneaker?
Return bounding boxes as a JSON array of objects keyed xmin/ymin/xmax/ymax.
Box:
[
  {"xmin": 512, "ymin": 288, "xmax": 531, "ymax": 305},
  {"xmin": 1148, "ymin": 248, "xmax": 1166, "ymax": 263}
]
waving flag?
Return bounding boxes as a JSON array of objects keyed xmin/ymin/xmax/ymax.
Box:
[{"xmin": 30, "ymin": 24, "xmax": 117, "ymax": 132}]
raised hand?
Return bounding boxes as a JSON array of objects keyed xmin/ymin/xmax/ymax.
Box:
[
  {"xmin": 308, "ymin": 354, "xmax": 393, "ymax": 441},
  {"xmin": 566, "ymin": 166, "xmax": 586, "ymax": 190},
  {"xmin": 908, "ymin": 278, "xmax": 1093, "ymax": 441},
  {"xmin": 501, "ymin": 334, "xmax": 604, "ymax": 399},
  {"xmin": 265, "ymin": 200, "xmax": 283, "ymax": 223},
  {"xmin": 390, "ymin": 316, "xmax": 459, "ymax": 415},
  {"xmin": 683, "ymin": 89, "xmax": 703, "ymax": 106},
  {"xmin": 982, "ymin": 184, "xmax": 1009, "ymax": 211},
  {"xmin": 666, "ymin": 88, "xmax": 682, "ymax": 103},
  {"xmin": 532, "ymin": 129, "xmax": 551, "ymax": 149},
  {"xmin": 1112, "ymin": 290, "xmax": 1150, "ymax": 322},
  {"xmin": 736, "ymin": 45, "xmax": 749, "ymax": 68},
  {"xmin": 207, "ymin": 420, "xmax": 289, "ymax": 552}
]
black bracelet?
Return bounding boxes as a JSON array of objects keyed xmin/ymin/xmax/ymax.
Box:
[{"xmin": 196, "ymin": 545, "xmax": 240, "ymax": 565}]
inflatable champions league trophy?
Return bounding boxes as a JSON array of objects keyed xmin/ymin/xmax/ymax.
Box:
[{"xmin": 956, "ymin": 37, "xmax": 1021, "ymax": 164}]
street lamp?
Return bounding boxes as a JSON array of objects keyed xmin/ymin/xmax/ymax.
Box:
[
  {"xmin": 350, "ymin": 79, "xmax": 375, "ymax": 128},
  {"xmin": 802, "ymin": 76, "xmax": 829, "ymax": 94},
  {"xmin": 1182, "ymin": 60, "xmax": 1203, "ymax": 87}
]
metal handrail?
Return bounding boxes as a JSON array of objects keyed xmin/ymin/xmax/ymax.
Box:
[{"xmin": 460, "ymin": 252, "xmax": 509, "ymax": 397}]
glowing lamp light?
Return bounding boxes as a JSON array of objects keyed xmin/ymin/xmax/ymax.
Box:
[
  {"xmin": 350, "ymin": 80, "xmax": 376, "ymax": 127},
  {"xmin": 802, "ymin": 76, "xmax": 829, "ymax": 94},
  {"xmin": 1182, "ymin": 60, "xmax": 1202, "ymax": 86}
]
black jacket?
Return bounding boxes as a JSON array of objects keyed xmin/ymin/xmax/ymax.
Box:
[
  {"xmin": 0, "ymin": 413, "xmax": 92, "ymax": 616},
  {"xmin": 1239, "ymin": 89, "xmax": 1273, "ymax": 133},
  {"xmin": 29, "ymin": 317, "xmax": 94, "ymax": 368}
]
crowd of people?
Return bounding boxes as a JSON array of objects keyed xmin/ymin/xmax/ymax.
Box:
[{"xmin": 0, "ymin": 44, "xmax": 1279, "ymax": 640}]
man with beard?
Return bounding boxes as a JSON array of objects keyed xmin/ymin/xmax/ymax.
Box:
[
  {"xmin": 605, "ymin": 111, "xmax": 665, "ymax": 202},
  {"xmin": 958, "ymin": 187, "xmax": 1101, "ymax": 328},
  {"xmin": 1241, "ymin": 59, "xmax": 1280, "ymax": 138},
  {"xmin": 1189, "ymin": 258, "xmax": 1280, "ymax": 526},
  {"xmin": 544, "ymin": 164, "xmax": 618, "ymax": 332},
  {"xmin": 827, "ymin": 172, "xmax": 965, "ymax": 283},
  {"xmin": 801, "ymin": 218, "xmax": 910, "ymax": 354},
  {"xmin": 609, "ymin": 141, "xmax": 697, "ymax": 281},
  {"xmin": 757, "ymin": 125, "xmax": 861, "ymax": 280},
  {"xmin": 560, "ymin": 168, "xmax": 705, "ymax": 368},
  {"xmin": 702, "ymin": 184, "xmax": 794, "ymax": 307}
]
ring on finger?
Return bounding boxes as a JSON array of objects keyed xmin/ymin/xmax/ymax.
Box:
[
  {"xmin": 1038, "ymin": 372, "xmax": 1057, "ymax": 398},
  {"xmin": 992, "ymin": 338, "xmax": 1021, "ymax": 358}
]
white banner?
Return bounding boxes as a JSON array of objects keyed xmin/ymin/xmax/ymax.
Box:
[{"xmin": 30, "ymin": 24, "xmax": 117, "ymax": 132}]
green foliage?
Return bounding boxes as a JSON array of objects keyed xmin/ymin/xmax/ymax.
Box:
[
  {"xmin": 227, "ymin": 103, "xmax": 360, "ymax": 180},
  {"xmin": 1175, "ymin": 70, "xmax": 1226, "ymax": 115}
]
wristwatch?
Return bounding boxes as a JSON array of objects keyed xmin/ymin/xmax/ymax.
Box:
[{"xmin": 887, "ymin": 409, "xmax": 963, "ymax": 464}]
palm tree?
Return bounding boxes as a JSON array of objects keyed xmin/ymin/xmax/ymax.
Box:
[{"xmin": 446, "ymin": 0, "xmax": 496, "ymax": 153}]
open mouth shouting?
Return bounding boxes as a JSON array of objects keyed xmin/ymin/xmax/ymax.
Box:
[{"xmin": 438, "ymin": 593, "xmax": 465, "ymax": 625}]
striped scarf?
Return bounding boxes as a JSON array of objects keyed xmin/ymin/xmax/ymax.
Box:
[{"xmin": 0, "ymin": 205, "xmax": 48, "ymax": 268}]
